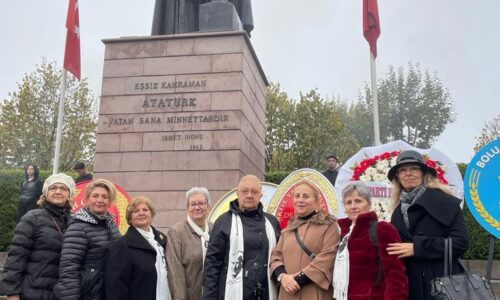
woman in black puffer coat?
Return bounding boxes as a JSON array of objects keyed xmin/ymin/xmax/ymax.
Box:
[
  {"xmin": 0, "ymin": 173, "xmax": 76, "ymax": 300},
  {"xmin": 56, "ymin": 179, "xmax": 121, "ymax": 300}
]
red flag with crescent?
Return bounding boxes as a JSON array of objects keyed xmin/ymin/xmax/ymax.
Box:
[
  {"xmin": 363, "ymin": 0, "xmax": 381, "ymax": 58},
  {"xmin": 64, "ymin": 0, "xmax": 81, "ymax": 79}
]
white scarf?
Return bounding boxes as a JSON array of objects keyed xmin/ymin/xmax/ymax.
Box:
[
  {"xmin": 332, "ymin": 225, "xmax": 352, "ymax": 300},
  {"xmin": 186, "ymin": 215, "xmax": 210, "ymax": 267},
  {"xmin": 224, "ymin": 213, "xmax": 277, "ymax": 300},
  {"xmin": 136, "ymin": 226, "xmax": 172, "ymax": 300}
]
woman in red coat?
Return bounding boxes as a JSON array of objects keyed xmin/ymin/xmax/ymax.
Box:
[{"xmin": 333, "ymin": 182, "xmax": 408, "ymax": 300}]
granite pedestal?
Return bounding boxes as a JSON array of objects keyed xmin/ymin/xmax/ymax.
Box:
[{"xmin": 94, "ymin": 31, "xmax": 268, "ymax": 230}]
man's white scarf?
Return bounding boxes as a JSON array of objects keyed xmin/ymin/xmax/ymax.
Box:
[
  {"xmin": 332, "ymin": 229, "xmax": 352, "ymax": 300},
  {"xmin": 136, "ymin": 226, "xmax": 172, "ymax": 300},
  {"xmin": 225, "ymin": 213, "xmax": 277, "ymax": 300},
  {"xmin": 186, "ymin": 215, "xmax": 210, "ymax": 267}
]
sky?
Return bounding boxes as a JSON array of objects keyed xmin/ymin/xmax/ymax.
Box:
[{"xmin": 1, "ymin": 0, "xmax": 499, "ymax": 164}]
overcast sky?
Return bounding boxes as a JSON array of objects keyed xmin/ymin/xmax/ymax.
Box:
[{"xmin": 1, "ymin": 0, "xmax": 498, "ymax": 164}]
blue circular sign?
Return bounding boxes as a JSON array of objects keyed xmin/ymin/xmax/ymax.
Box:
[{"xmin": 464, "ymin": 138, "xmax": 500, "ymax": 238}]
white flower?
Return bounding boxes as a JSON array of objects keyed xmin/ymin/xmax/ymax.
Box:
[
  {"xmin": 389, "ymin": 157, "xmax": 397, "ymax": 167},
  {"xmin": 375, "ymin": 160, "xmax": 389, "ymax": 171},
  {"xmin": 365, "ymin": 167, "xmax": 378, "ymax": 176},
  {"xmin": 373, "ymin": 173, "xmax": 388, "ymax": 182},
  {"xmin": 359, "ymin": 174, "xmax": 371, "ymax": 182}
]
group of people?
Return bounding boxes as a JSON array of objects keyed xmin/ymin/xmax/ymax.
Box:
[{"xmin": 0, "ymin": 150, "xmax": 469, "ymax": 300}]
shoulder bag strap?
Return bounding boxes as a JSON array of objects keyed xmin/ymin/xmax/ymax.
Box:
[
  {"xmin": 47, "ymin": 214, "xmax": 64, "ymax": 237},
  {"xmin": 294, "ymin": 229, "xmax": 316, "ymax": 260},
  {"xmin": 443, "ymin": 238, "xmax": 450, "ymax": 277},
  {"xmin": 369, "ymin": 221, "xmax": 382, "ymax": 286}
]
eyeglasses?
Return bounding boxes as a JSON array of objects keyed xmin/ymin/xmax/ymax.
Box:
[
  {"xmin": 48, "ymin": 185, "xmax": 70, "ymax": 192},
  {"xmin": 188, "ymin": 202, "xmax": 207, "ymax": 208},
  {"xmin": 239, "ymin": 189, "xmax": 260, "ymax": 196},
  {"xmin": 397, "ymin": 165, "xmax": 421, "ymax": 175}
]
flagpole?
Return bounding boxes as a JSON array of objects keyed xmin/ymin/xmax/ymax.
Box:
[
  {"xmin": 370, "ymin": 51, "xmax": 381, "ymax": 146},
  {"xmin": 53, "ymin": 70, "xmax": 67, "ymax": 174}
]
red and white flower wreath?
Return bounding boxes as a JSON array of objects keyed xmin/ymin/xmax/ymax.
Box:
[{"xmin": 351, "ymin": 150, "xmax": 448, "ymax": 184}]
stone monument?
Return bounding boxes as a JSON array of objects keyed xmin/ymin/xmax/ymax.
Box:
[
  {"xmin": 152, "ymin": 0, "xmax": 253, "ymax": 35},
  {"xmin": 93, "ymin": 31, "xmax": 268, "ymax": 230}
]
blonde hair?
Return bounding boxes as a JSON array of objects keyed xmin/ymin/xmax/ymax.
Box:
[
  {"xmin": 126, "ymin": 196, "xmax": 156, "ymax": 225},
  {"xmin": 85, "ymin": 178, "xmax": 117, "ymax": 203},
  {"xmin": 294, "ymin": 179, "xmax": 320, "ymax": 202},
  {"xmin": 390, "ymin": 173, "xmax": 454, "ymax": 209}
]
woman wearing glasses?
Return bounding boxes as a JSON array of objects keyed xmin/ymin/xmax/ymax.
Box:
[
  {"xmin": 166, "ymin": 187, "xmax": 213, "ymax": 300},
  {"xmin": 0, "ymin": 173, "xmax": 75, "ymax": 300},
  {"xmin": 386, "ymin": 150, "xmax": 469, "ymax": 300}
]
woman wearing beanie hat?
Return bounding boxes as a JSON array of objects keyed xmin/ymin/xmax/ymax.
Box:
[
  {"xmin": 0, "ymin": 173, "xmax": 75, "ymax": 300},
  {"xmin": 386, "ymin": 150, "xmax": 469, "ymax": 300},
  {"xmin": 56, "ymin": 178, "xmax": 121, "ymax": 300}
]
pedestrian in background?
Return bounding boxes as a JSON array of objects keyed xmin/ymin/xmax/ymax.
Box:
[{"xmin": 17, "ymin": 163, "xmax": 43, "ymax": 221}]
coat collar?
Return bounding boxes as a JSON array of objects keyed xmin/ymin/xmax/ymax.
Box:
[
  {"xmin": 410, "ymin": 188, "xmax": 461, "ymax": 227},
  {"xmin": 184, "ymin": 220, "xmax": 213, "ymax": 235},
  {"xmin": 125, "ymin": 225, "xmax": 166, "ymax": 252},
  {"xmin": 285, "ymin": 211, "xmax": 336, "ymax": 232},
  {"xmin": 72, "ymin": 207, "xmax": 115, "ymax": 227},
  {"xmin": 229, "ymin": 199, "xmax": 264, "ymax": 217},
  {"xmin": 338, "ymin": 211, "xmax": 377, "ymax": 235}
]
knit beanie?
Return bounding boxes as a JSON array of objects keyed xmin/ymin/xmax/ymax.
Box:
[{"xmin": 42, "ymin": 173, "xmax": 76, "ymax": 197}]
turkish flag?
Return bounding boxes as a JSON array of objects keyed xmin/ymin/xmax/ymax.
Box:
[
  {"xmin": 64, "ymin": 0, "xmax": 81, "ymax": 80},
  {"xmin": 363, "ymin": 0, "xmax": 381, "ymax": 58}
]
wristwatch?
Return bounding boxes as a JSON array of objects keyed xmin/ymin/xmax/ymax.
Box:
[{"xmin": 277, "ymin": 273, "xmax": 284, "ymax": 283}]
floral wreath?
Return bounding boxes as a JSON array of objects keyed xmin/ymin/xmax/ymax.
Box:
[{"xmin": 351, "ymin": 150, "xmax": 448, "ymax": 184}]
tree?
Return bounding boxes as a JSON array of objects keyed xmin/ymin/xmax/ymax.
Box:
[
  {"xmin": 265, "ymin": 83, "xmax": 295, "ymax": 172},
  {"xmin": 352, "ymin": 63, "xmax": 455, "ymax": 148},
  {"xmin": 474, "ymin": 114, "xmax": 500, "ymax": 152},
  {"xmin": 292, "ymin": 90, "xmax": 359, "ymax": 169},
  {"xmin": 265, "ymin": 84, "xmax": 359, "ymax": 171},
  {"xmin": 0, "ymin": 59, "xmax": 97, "ymax": 170}
]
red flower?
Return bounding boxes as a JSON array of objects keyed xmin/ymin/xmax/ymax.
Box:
[{"xmin": 351, "ymin": 150, "xmax": 448, "ymax": 185}]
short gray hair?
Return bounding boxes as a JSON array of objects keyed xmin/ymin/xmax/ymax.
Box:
[
  {"xmin": 185, "ymin": 187, "xmax": 211, "ymax": 206},
  {"xmin": 342, "ymin": 182, "xmax": 372, "ymax": 203}
]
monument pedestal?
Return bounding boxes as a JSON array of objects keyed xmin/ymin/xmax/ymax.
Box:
[{"xmin": 94, "ymin": 31, "xmax": 268, "ymax": 229}]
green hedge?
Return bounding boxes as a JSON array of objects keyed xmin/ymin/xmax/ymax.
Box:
[
  {"xmin": 0, "ymin": 171, "xmax": 23, "ymax": 251},
  {"xmin": 1, "ymin": 168, "xmax": 498, "ymax": 259},
  {"xmin": 265, "ymin": 171, "xmax": 289, "ymax": 184}
]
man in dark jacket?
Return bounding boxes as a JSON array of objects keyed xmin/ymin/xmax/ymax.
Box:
[
  {"xmin": 322, "ymin": 154, "xmax": 339, "ymax": 186},
  {"xmin": 73, "ymin": 161, "xmax": 93, "ymax": 184},
  {"xmin": 203, "ymin": 175, "xmax": 281, "ymax": 300}
]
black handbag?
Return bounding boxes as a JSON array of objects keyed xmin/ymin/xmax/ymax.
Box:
[{"xmin": 430, "ymin": 238, "xmax": 496, "ymax": 300}]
